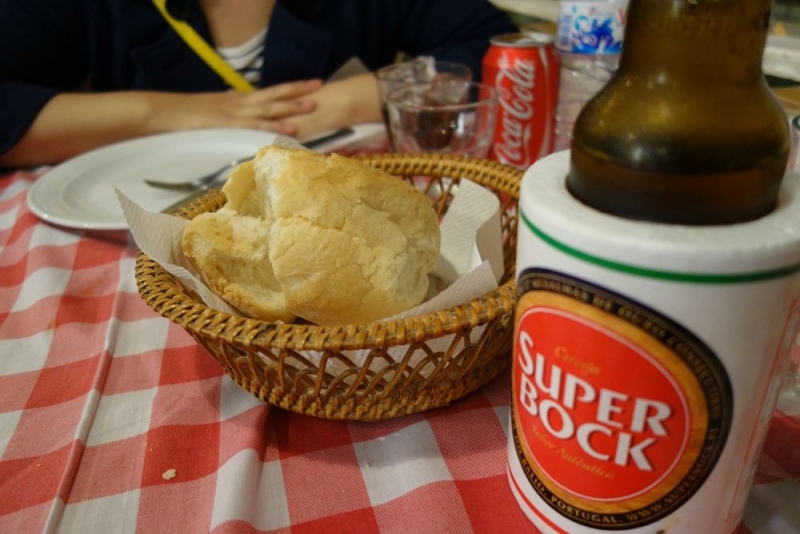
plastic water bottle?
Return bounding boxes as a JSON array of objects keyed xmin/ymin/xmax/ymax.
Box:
[{"xmin": 553, "ymin": 0, "xmax": 629, "ymax": 151}]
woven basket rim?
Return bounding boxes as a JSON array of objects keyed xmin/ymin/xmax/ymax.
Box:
[{"xmin": 134, "ymin": 152, "xmax": 522, "ymax": 352}]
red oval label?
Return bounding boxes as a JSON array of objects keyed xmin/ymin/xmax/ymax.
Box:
[
  {"xmin": 517, "ymin": 308, "xmax": 691, "ymax": 501},
  {"xmin": 511, "ymin": 269, "xmax": 731, "ymax": 529}
]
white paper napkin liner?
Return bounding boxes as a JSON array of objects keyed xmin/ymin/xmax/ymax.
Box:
[
  {"xmin": 117, "ymin": 136, "xmax": 503, "ymax": 333},
  {"xmin": 437, "ymin": 178, "xmax": 504, "ymax": 284},
  {"xmin": 117, "ymin": 193, "xmax": 239, "ymax": 315}
]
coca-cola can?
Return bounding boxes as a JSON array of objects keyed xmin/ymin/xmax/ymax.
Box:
[{"xmin": 482, "ymin": 32, "xmax": 559, "ymax": 170}]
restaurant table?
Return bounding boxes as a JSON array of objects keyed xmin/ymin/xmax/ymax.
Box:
[{"xmin": 2, "ymin": 154, "xmax": 800, "ymax": 533}]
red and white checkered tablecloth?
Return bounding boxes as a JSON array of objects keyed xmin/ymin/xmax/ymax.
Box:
[{"xmin": 1, "ymin": 168, "xmax": 799, "ymax": 534}]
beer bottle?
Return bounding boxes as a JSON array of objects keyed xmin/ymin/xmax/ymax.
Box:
[{"xmin": 567, "ymin": 0, "xmax": 790, "ymax": 225}]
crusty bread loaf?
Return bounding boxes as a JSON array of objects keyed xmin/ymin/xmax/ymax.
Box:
[{"xmin": 181, "ymin": 146, "xmax": 440, "ymax": 325}]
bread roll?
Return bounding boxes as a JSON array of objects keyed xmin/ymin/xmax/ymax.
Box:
[
  {"xmin": 182, "ymin": 145, "xmax": 440, "ymax": 325},
  {"xmin": 182, "ymin": 161, "xmax": 294, "ymax": 322}
]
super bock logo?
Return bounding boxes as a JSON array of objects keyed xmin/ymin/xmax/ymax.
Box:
[
  {"xmin": 494, "ymin": 52, "xmax": 536, "ymax": 168},
  {"xmin": 511, "ymin": 269, "xmax": 733, "ymax": 529}
]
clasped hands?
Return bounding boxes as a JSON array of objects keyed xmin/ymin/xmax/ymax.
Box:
[{"xmin": 162, "ymin": 72, "xmax": 381, "ymax": 141}]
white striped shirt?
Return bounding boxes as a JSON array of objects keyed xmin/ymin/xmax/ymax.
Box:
[{"xmin": 216, "ymin": 29, "xmax": 267, "ymax": 87}]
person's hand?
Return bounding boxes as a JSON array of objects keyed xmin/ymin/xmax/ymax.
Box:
[
  {"xmin": 148, "ymin": 79, "xmax": 323, "ymax": 136},
  {"xmin": 284, "ymin": 73, "xmax": 381, "ymax": 140}
]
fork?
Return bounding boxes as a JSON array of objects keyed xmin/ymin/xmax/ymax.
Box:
[
  {"xmin": 144, "ymin": 126, "xmax": 356, "ymax": 192},
  {"xmin": 144, "ymin": 155, "xmax": 253, "ymax": 191}
]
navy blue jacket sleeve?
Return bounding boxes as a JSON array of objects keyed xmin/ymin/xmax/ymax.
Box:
[
  {"xmin": 0, "ymin": 1, "xmax": 89, "ymax": 157},
  {"xmin": 0, "ymin": 0, "xmax": 515, "ymax": 157}
]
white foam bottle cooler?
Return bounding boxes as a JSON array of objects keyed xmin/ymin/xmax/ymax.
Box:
[{"xmin": 508, "ymin": 151, "xmax": 800, "ymax": 533}]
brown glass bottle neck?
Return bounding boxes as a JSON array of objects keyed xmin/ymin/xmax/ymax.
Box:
[{"xmin": 618, "ymin": 0, "xmax": 771, "ymax": 82}]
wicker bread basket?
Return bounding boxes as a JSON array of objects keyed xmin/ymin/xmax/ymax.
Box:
[{"xmin": 134, "ymin": 153, "xmax": 522, "ymax": 421}]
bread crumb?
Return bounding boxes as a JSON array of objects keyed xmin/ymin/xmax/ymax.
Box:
[{"xmin": 162, "ymin": 468, "xmax": 177, "ymax": 480}]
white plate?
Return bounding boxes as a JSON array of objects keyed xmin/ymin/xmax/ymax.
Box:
[{"xmin": 27, "ymin": 129, "xmax": 280, "ymax": 231}]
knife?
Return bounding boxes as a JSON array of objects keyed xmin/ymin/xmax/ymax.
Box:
[
  {"xmin": 160, "ymin": 127, "xmax": 355, "ymax": 213},
  {"xmin": 301, "ymin": 126, "xmax": 355, "ymax": 149}
]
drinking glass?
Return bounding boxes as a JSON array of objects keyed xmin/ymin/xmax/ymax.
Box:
[
  {"xmin": 376, "ymin": 59, "xmax": 473, "ymax": 150},
  {"xmin": 385, "ymin": 80, "xmax": 498, "ymax": 157}
]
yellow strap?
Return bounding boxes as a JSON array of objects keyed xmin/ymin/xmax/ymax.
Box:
[{"xmin": 151, "ymin": 0, "xmax": 255, "ymax": 92}]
